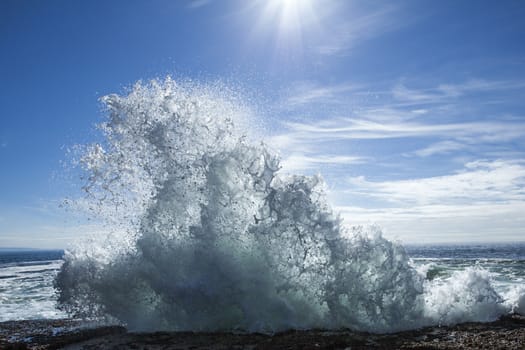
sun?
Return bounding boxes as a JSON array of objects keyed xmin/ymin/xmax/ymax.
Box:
[
  {"xmin": 269, "ymin": 0, "xmax": 316, "ymax": 31},
  {"xmin": 277, "ymin": 0, "xmax": 303, "ymax": 11},
  {"xmin": 253, "ymin": 0, "xmax": 320, "ymax": 52}
]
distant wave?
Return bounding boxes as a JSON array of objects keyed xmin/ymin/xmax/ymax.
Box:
[{"xmin": 55, "ymin": 78, "xmax": 525, "ymax": 333}]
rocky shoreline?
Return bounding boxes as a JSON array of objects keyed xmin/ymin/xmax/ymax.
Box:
[{"xmin": 1, "ymin": 314, "xmax": 524, "ymax": 349}]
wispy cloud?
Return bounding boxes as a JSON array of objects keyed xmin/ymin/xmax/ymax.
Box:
[
  {"xmin": 187, "ymin": 0, "xmax": 211, "ymax": 10},
  {"xmin": 280, "ymin": 76, "xmax": 525, "ymax": 115},
  {"xmin": 413, "ymin": 140, "xmax": 467, "ymax": 157},
  {"xmin": 280, "ymin": 153, "xmax": 368, "ymax": 173},
  {"xmin": 269, "ymin": 76, "xmax": 525, "ymax": 242},
  {"xmin": 437, "ymin": 79, "xmax": 525, "ymax": 96},
  {"xmin": 271, "ymin": 118, "xmax": 525, "ymax": 151},
  {"xmin": 313, "ymin": 5, "xmax": 405, "ymax": 56},
  {"xmin": 272, "ymin": 77, "xmax": 525, "ymax": 157},
  {"xmin": 281, "ymin": 78, "xmax": 525, "ymax": 115},
  {"xmin": 391, "ymin": 79, "xmax": 525, "ymax": 105},
  {"xmin": 283, "ymin": 81, "xmax": 361, "ymax": 107}
]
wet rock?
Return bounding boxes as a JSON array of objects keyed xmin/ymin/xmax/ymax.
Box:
[{"xmin": 1, "ymin": 314, "xmax": 523, "ymax": 350}]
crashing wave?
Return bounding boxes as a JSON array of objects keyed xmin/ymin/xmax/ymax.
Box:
[{"xmin": 55, "ymin": 78, "xmax": 522, "ymax": 333}]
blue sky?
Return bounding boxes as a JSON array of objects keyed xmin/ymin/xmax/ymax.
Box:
[{"xmin": 1, "ymin": 0, "xmax": 525, "ymax": 248}]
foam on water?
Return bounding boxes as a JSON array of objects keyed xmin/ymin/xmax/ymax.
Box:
[
  {"xmin": 0, "ymin": 259, "xmax": 65, "ymax": 321},
  {"xmin": 55, "ymin": 78, "xmax": 524, "ymax": 333}
]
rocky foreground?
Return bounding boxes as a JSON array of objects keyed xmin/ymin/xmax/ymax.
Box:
[{"xmin": 1, "ymin": 314, "xmax": 524, "ymax": 350}]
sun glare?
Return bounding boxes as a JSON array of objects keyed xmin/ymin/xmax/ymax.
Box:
[{"xmin": 254, "ymin": 0, "xmax": 319, "ymax": 53}]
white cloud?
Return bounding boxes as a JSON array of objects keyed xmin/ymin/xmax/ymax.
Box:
[
  {"xmin": 391, "ymin": 79, "xmax": 525, "ymax": 105},
  {"xmin": 413, "ymin": 140, "xmax": 467, "ymax": 157},
  {"xmin": 280, "ymin": 153, "xmax": 367, "ymax": 173},
  {"xmin": 283, "ymin": 81, "xmax": 360, "ymax": 107},
  {"xmin": 345, "ymin": 160, "xmax": 525, "ymax": 206},
  {"xmin": 336, "ymin": 202, "xmax": 525, "ymax": 243},
  {"xmin": 391, "ymin": 84, "xmax": 439, "ymax": 103},
  {"xmin": 270, "ymin": 118, "xmax": 525, "ymax": 150},
  {"xmin": 333, "ymin": 160, "xmax": 525, "ymax": 243}
]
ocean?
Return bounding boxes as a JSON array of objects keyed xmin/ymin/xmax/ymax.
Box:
[
  {"xmin": 406, "ymin": 243, "xmax": 525, "ymax": 296},
  {"xmin": 0, "ymin": 249, "xmax": 66, "ymax": 322},
  {"xmin": 1, "ymin": 244, "xmax": 523, "ymax": 324}
]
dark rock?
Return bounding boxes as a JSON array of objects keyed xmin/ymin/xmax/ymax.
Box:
[{"xmin": 1, "ymin": 314, "xmax": 523, "ymax": 349}]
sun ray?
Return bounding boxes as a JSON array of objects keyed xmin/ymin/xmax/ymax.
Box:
[{"xmin": 248, "ymin": 0, "xmax": 321, "ymax": 57}]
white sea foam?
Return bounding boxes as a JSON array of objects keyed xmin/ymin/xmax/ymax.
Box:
[
  {"xmin": 55, "ymin": 78, "xmax": 524, "ymax": 333},
  {"xmin": 0, "ymin": 260, "xmax": 66, "ymax": 322},
  {"xmin": 504, "ymin": 286, "xmax": 525, "ymax": 315},
  {"xmin": 423, "ymin": 268, "xmax": 506, "ymax": 325}
]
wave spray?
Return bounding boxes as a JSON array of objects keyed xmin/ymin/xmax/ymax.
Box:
[{"xmin": 55, "ymin": 79, "xmax": 521, "ymax": 333}]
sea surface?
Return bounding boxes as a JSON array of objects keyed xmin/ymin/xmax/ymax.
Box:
[
  {"xmin": 0, "ymin": 249, "xmax": 66, "ymax": 321},
  {"xmin": 0, "ymin": 244, "xmax": 523, "ymax": 323},
  {"xmin": 406, "ymin": 243, "xmax": 525, "ymax": 296}
]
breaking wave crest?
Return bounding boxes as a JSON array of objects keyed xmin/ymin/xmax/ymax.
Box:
[{"xmin": 55, "ymin": 78, "xmax": 522, "ymax": 333}]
